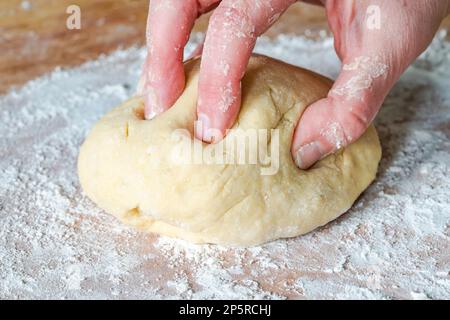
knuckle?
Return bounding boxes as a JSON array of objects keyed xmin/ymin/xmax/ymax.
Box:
[
  {"xmin": 340, "ymin": 106, "xmax": 371, "ymax": 142},
  {"xmin": 319, "ymin": 120, "xmax": 350, "ymax": 150},
  {"xmin": 319, "ymin": 99, "xmax": 373, "ymax": 149},
  {"xmin": 210, "ymin": 4, "xmax": 255, "ymax": 38}
]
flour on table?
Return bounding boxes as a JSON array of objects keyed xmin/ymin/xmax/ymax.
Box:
[{"xmin": 0, "ymin": 31, "xmax": 449, "ymax": 299}]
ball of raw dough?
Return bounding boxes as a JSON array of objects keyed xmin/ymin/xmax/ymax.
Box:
[{"xmin": 78, "ymin": 55, "xmax": 381, "ymax": 247}]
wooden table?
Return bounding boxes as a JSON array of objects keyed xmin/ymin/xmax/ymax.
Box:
[
  {"xmin": 2, "ymin": 1, "xmax": 448, "ymax": 95},
  {"xmin": 1, "ymin": 1, "xmax": 450, "ymax": 300}
]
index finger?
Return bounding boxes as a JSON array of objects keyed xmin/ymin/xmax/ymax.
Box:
[
  {"xmin": 141, "ymin": 0, "xmax": 219, "ymax": 119},
  {"xmin": 196, "ymin": 0, "xmax": 296, "ymax": 142}
]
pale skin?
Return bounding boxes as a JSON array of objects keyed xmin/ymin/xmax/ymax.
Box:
[{"xmin": 138, "ymin": 0, "xmax": 450, "ymax": 169}]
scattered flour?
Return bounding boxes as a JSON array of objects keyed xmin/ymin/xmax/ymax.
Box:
[
  {"xmin": 0, "ymin": 31, "xmax": 449, "ymax": 299},
  {"xmin": 332, "ymin": 55, "xmax": 389, "ymax": 99}
]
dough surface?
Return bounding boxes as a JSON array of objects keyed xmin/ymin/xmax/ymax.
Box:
[{"xmin": 78, "ymin": 55, "xmax": 381, "ymax": 246}]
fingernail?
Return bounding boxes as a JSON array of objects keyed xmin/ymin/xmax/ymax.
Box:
[
  {"xmin": 294, "ymin": 141, "xmax": 326, "ymax": 169},
  {"xmin": 144, "ymin": 89, "xmax": 161, "ymax": 120},
  {"xmin": 195, "ymin": 113, "xmax": 213, "ymax": 142}
]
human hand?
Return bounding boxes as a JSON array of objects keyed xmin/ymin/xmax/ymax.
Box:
[
  {"xmin": 291, "ymin": 0, "xmax": 450, "ymax": 168},
  {"xmin": 138, "ymin": 0, "xmax": 297, "ymax": 137},
  {"xmin": 139, "ymin": 0, "xmax": 450, "ymax": 169}
]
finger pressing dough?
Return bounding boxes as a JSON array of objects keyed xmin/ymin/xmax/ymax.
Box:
[{"xmin": 78, "ymin": 55, "xmax": 381, "ymax": 247}]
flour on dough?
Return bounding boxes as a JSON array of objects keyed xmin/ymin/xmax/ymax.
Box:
[{"xmin": 78, "ymin": 55, "xmax": 381, "ymax": 246}]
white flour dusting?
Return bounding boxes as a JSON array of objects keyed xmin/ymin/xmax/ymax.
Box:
[
  {"xmin": 332, "ymin": 55, "xmax": 389, "ymax": 100},
  {"xmin": 0, "ymin": 31, "xmax": 449, "ymax": 299}
]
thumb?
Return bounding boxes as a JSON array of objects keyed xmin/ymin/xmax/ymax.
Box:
[{"xmin": 292, "ymin": 55, "xmax": 394, "ymax": 169}]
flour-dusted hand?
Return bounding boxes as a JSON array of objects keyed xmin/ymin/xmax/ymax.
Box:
[
  {"xmin": 140, "ymin": 0, "xmax": 450, "ymax": 168},
  {"xmin": 139, "ymin": 0, "xmax": 297, "ymax": 138},
  {"xmin": 194, "ymin": 1, "xmax": 299, "ymax": 142},
  {"xmin": 137, "ymin": 1, "xmax": 216, "ymax": 119},
  {"xmin": 292, "ymin": 0, "xmax": 450, "ymax": 168}
]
